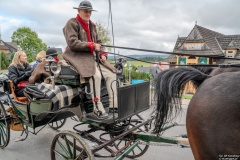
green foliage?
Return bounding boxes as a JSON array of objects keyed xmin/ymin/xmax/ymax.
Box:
[
  {"xmin": 10, "ymin": 52, "xmax": 14, "ymax": 61},
  {"xmin": 11, "ymin": 27, "xmax": 47, "ymax": 62},
  {"xmin": 123, "ymin": 66, "xmax": 152, "ymax": 81},
  {"xmin": 0, "ymin": 53, "xmax": 10, "ymax": 69},
  {"xmin": 95, "ymin": 22, "xmax": 112, "ymax": 51},
  {"xmin": 181, "ymin": 94, "xmax": 193, "ymax": 99}
]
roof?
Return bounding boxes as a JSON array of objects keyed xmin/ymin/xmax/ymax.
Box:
[
  {"xmin": 0, "ymin": 40, "xmax": 18, "ymax": 53},
  {"xmin": 136, "ymin": 67, "xmax": 161, "ymax": 78},
  {"xmin": 195, "ymin": 25, "xmax": 224, "ymax": 55},
  {"xmin": 174, "ymin": 24, "xmax": 225, "ymax": 56},
  {"xmin": 164, "ymin": 54, "xmax": 177, "ymax": 63},
  {"xmin": 173, "ymin": 37, "xmax": 186, "ymax": 51},
  {"xmin": 216, "ymin": 35, "xmax": 240, "ymax": 50},
  {"xmin": 136, "ymin": 67, "xmax": 154, "ymax": 72}
]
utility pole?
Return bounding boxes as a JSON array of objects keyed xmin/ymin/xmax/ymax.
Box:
[
  {"xmin": 0, "ymin": 23, "xmax": 2, "ymax": 40},
  {"xmin": 129, "ymin": 63, "xmax": 132, "ymax": 84}
]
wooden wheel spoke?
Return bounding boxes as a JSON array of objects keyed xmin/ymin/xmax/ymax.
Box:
[
  {"xmin": 56, "ymin": 121, "xmax": 59, "ymax": 128},
  {"xmin": 0, "ymin": 131, "xmax": 2, "ymax": 145},
  {"xmin": 73, "ymin": 138, "xmax": 77, "ymax": 158},
  {"xmin": 0, "ymin": 126, "xmax": 6, "ymax": 142},
  {"xmin": 57, "ymin": 138, "xmax": 70, "ymax": 157},
  {"xmin": 131, "ymin": 149, "xmax": 136, "ymax": 155},
  {"xmin": 0, "ymin": 102, "xmax": 10, "ymax": 148},
  {"xmin": 51, "ymin": 131, "xmax": 94, "ymax": 160},
  {"xmin": 136, "ymin": 144, "xmax": 143, "ymax": 151},
  {"xmin": 64, "ymin": 135, "xmax": 73, "ymax": 158},
  {"xmin": 53, "ymin": 149, "xmax": 69, "ymax": 159},
  {"xmin": 116, "ymin": 139, "xmax": 123, "ymax": 147}
]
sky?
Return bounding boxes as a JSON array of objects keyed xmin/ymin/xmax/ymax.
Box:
[{"xmin": 0, "ymin": 0, "xmax": 240, "ymax": 55}]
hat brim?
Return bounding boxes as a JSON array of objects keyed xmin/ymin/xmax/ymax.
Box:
[{"xmin": 73, "ymin": 7, "xmax": 97, "ymax": 11}]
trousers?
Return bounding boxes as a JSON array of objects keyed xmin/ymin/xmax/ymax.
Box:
[{"xmin": 89, "ymin": 62, "xmax": 118, "ymax": 113}]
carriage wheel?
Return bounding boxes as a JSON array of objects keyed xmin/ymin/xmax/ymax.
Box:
[
  {"xmin": 111, "ymin": 116, "xmax": 149, "ymax": 158},
  {"xmin": 48, "ymin": 118, "xmax": 67, "ymax": 130},
  {"xmin": 0, "ymin": 101, "xmax": 10, "ymax": 149},
  {"xmin": 51, "ymin": 130, "xmax": 95, "ymax": 160}
]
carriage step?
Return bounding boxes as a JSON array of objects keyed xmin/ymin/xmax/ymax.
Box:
[{"xmin": 83, "ymin": 112, "xmax": 118, "ymax": 123}]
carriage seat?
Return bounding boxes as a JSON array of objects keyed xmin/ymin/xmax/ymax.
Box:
[{"xmin": 9, "ymin": 80, "xmax": 28, "ymax": 103}]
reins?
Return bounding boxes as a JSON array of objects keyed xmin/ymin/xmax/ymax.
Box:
[
  {"xmin": 102, "ymin": 45, "xmax": 240, "ymax": 68},
  {"xmin": 103, "ymin": 44, "xmax": 240, "ymax": 61}
]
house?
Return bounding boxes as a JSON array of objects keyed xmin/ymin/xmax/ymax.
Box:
[
  {"xmin": 165, "ymin": 24, "xmax": 240, "ymax": 65},
  {"xmin": 0, "ymin": 39, "xmax": 18, "ymax": 59},
  {"xmin": 136, "ymin": 66, "xmax": 161, "ymax": 79}
]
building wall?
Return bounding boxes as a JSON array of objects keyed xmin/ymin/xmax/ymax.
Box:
[
  {"xmin": 224, "ymin": 49, "xmax": 238, "ymax": 58},
  {"xmin": 0, "ymin": 49, "xmax": 9, "ymax": 54}
]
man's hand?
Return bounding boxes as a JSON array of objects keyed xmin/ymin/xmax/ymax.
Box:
[
  {"xmin": 100, "ymin": 55, "xmax": 107, "ymax": 63},
  {"xmin": 95, "ymin": 43, "xmax": 101, "ymax": 51}
]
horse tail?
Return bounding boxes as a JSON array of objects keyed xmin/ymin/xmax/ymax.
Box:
[{"xmin": 153, "ymin": 67, "xmax": 210, "ymax": 136}]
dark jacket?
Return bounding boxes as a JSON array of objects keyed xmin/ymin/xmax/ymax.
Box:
[
  {"xmin": 63, "ymin": 18, "xmax": 116, "ymax": 77},
  {"xmin": 8, "ymin": 63, "xmax": 32, "ymax": 95}
]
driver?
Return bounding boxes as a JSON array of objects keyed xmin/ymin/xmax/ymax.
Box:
[{"xmin": 62, "ymin": 0, "xmax": 118, "ymax": 119}]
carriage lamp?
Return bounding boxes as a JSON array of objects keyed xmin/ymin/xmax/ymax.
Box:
[{"xmin": 49, "ymin": 61, "xmax": 61, "ymax": 90}]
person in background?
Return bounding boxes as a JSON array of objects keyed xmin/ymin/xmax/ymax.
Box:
[
  {"xmin": 32, "ymin": 51, "xmax": 46, "ymax": 70},
  {"xmin": 63, "ymin": 0, "xmax": 117, "ymax": 119},
  {"xmin": 8, "ymin": 51, "xmax": 32, "ymax": 96},
  {"xmin": 29, "ymin": 48, "xmax": 59, "ymax": 84}
]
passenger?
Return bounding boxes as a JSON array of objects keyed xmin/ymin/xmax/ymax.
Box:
[
  {"xmin": 29, "ymin": 48, "xmax": 59, "ymax": 84},
  {"xmin": 32, "ymin": 51, "xmax": 46, "ymax": 70},
  {"xmin": 8, "ymin": 51, "xmax": 32, "ymax": 96},
  {"xmin": 63, "ymin": 0, "xmax": 118, "ymax": 119}
]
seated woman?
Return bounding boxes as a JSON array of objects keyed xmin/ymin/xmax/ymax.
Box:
[
  {"xmin": 8, "ymin": 51, "xmax": 32, "ymax": 96},
  {"xmin": 32, "ymin": 51, "xmax": 46, "ymax": 70}
]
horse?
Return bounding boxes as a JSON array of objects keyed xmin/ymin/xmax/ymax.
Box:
[{"xmin": 153, "ymin": 66, "xmax": 240, "ymax": 160}]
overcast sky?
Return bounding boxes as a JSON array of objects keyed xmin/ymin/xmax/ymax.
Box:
[{"xmin": 0, "ymin": 0, "xmax": 240, "ymax": 55}]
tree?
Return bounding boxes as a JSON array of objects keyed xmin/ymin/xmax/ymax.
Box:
[
  {"xmin": 0, "ymin": 52, "xmax": 10, "ymax": 69},
  {"xmin": 11, "ymin": 27, "xmax": 47, "ymax": 62},
  {"xmin": 95, "ymin": 22, "xmax": 112, "ymax": 51}
]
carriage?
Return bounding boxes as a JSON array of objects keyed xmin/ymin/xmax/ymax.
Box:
[{"xmin": 0, "ymin": 57, "xmax": 188, "ymax": 160}]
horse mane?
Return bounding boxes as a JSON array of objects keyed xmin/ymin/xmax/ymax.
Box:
[
  {"xmin": 153, "ymin": 67, "xmax": 210, "ymax": 136},
  {"xmin": 190, "ymin": 66, "xmax": 215, "ymax": 75}
]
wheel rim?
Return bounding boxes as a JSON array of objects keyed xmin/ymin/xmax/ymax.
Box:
[
  {"xmin": 0, "ymin": 101, "xmax": 10, "ymax": 148},
  {"xmin": 48, "ymin": 118, "xmax": 67, "ymax": 130},
  {"xmin": 51, "ymin": 131, "xmax": 94, "ymax": 160}
]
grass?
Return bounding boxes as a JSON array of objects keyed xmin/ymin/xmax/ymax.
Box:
[
  {"xmin": 129, "ymin": 61, "xmax": 153, "ymax": 67},
  {"xmin": 181, "ymin": 94, "xmax": 193, "ymax": 99},
  {"xmin": 109, "ymin": 60, "xmax": 154, "ymax": 67},
  {"xmin": 0, "ymin": 69, "xmax": 7, "ymax": 73}
]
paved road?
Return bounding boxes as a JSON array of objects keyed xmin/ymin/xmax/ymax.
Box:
[{"xmin": 0, "ymin": 99, "xmax": 193, "ymax": 160}]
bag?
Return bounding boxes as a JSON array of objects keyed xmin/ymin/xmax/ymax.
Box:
[{"xmin": 17, "ymin": 81, "xmax": 29, "ymax": 88}]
